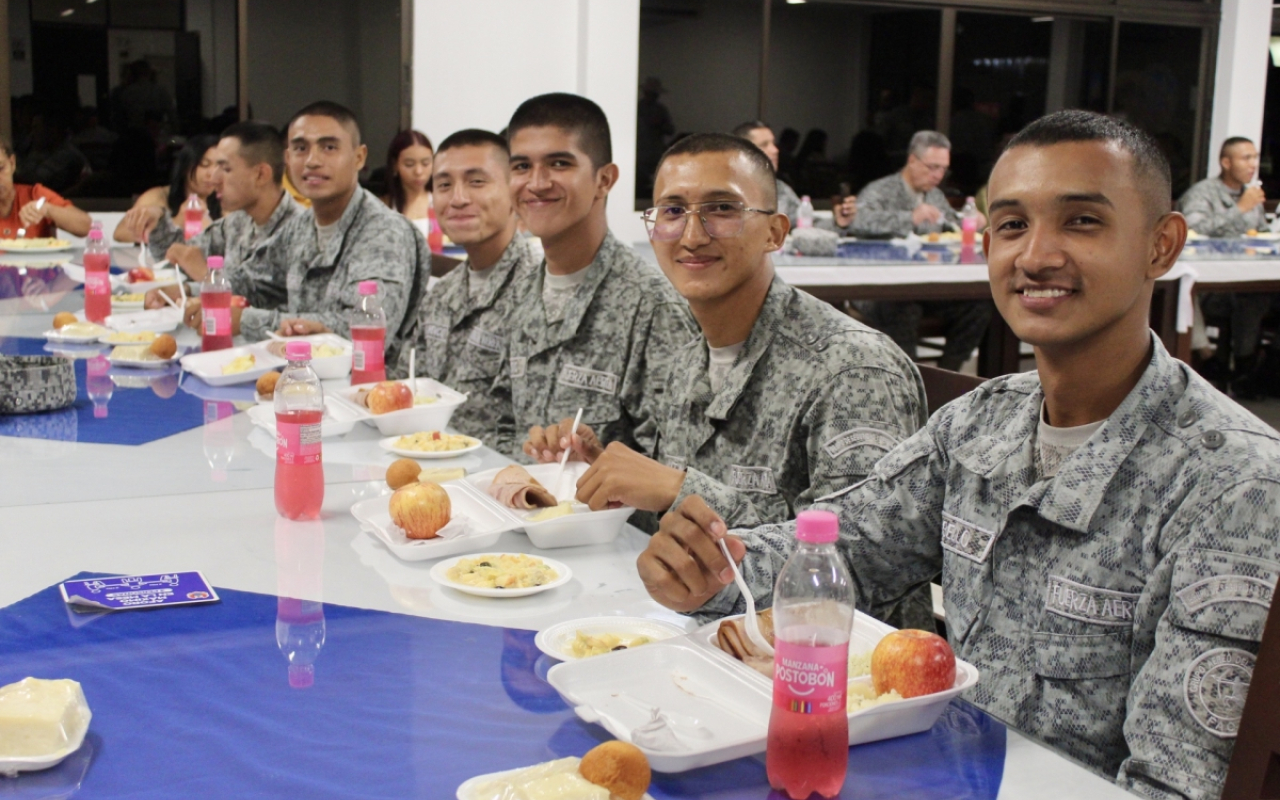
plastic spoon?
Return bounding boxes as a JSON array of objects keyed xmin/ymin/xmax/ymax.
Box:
[
  {"xmin": 554, "ymin": 407, "xmax": 584, "ymax": 502},
  {"xmin": 718, "ymin": 538, "xmax": 774, "ymax": 655}
]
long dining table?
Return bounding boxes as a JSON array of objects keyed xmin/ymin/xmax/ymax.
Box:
[{"xmin": 0, "ymin": 247, "xmax": 1148, "ymax": 798}]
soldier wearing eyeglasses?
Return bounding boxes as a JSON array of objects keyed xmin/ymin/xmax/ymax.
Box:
[
  {"xmin": 853, "ymin": 130, "xmax": 993, "ymax": 371},
  {"xmin": 525, "ymin": 133, "xmax": 931, "ymax": 626}
]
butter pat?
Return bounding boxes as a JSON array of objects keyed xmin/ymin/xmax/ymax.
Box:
[
  {"xmin": 0, "ymin": 678, "xmax": 90, "ymax": 758},
  {"xmin": 522, "ymin": 772, "xmax": 609, "ymax": 800}
]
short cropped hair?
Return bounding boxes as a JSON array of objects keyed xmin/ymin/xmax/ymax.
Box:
[
  {"xmin": 658, "ymin": 132, "xmax": 778, "ymax": 210},
  {"xmin": 220, "ymin": 121, "xmax": 284, "ymax": 184},
  {"xmin": 730, "ymin": 120, "xmax": 770, "ymax": 139},
  {"xmin": 285, "ymin": 100, "xmax": 362, "ymax": 147},
  {"xmin": 1220, "ymin": 136, "xmax": 1254, "ymax": 160},
  {"xmin": 437, "ymin": 128, "xmax": 510, "ymax": 159},
  {"xmin": 507, "ymin": 93, "xmax": 612, "ymax": 170},
  {"xmin": 1003, "ymin": 109, "xmax": 1172, "ymax": 214},
  {"xmin": 908, "ymin": 130, "xmax": 951, "ymax": 160},
  {"xmin": 0, "ymin": 134, "xmax": 12, "ymax": 158}
]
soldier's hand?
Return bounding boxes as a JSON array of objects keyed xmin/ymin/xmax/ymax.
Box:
[
  {"xmin": 119, "ymin": 205, "xmax": 165, "ymax": 243},
  {"xmin": 1239, "ymin": 185, "xmax": 1266, "ymax": 213},
  {"xmin": 912, "ymin": 203, "xmax": 942, "ymax": 227},
  {"xmin": 638, "ymin": 495, "xmax": 744, "ymax": 613},
  {"xmin": 833, "ymin": 195, "xmax": 857, "ymax": 227},
  {"xmin": 144, "ymin": 285, "xmax": 182, "ymax": 310},
  {"xmin": 166, "ymin": 243, "xmax": 208, "ymax": 281},
  {"xmin": 278, "ymin": 319, "xmax": 330, "ymax": 337},
  {"xmin": 182, "ymin": 298, "xmax": 203, "ymax": 331},
  {"xmin": 523, "ymin": 418, "xmax": 603, "ymax": 464},
  {"xmin": 575, "ymin": 442, "xmax": 686, "ymax": 512}
]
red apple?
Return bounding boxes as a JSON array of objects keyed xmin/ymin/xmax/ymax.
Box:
[
  {"xmin": 870, "ymin": 629, "xmax": 956, "ymax": 699},
  {"xmin": 128, "ymin": 267, "xmax": 154, "ymax": 283},
  {"xmin": 231, "ymin": 295, "xmax": 249, "ymax": 309},
  {"xmin": 366, "ymin": 381, "xmax": 413, "ymax": 414}
]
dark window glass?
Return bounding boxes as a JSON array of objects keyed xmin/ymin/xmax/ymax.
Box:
[{"xmin": 31, "ymin": 0, "xmax": 107, "ymax": 25}]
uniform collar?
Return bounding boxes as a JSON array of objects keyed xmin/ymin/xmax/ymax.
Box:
[
  {"xmin": 308, "ymin": 186, "xmax": 369, "ymax": 267},
  {"xmin": 262, "ymin": 190, "xmax": 300, "ymax": 236},
  {"xmin": 704, "ymin": 275, "xmax": 790, "ymax": 421},
  {"xmin": 450, "ymin": 235, "xmax": 531, "ymax": 317},
  {"xmin": 953, "ymin": 333, "xmax": 1182, "ymax": 533},
  {"xmin": 529, "ymin": 230, "xmax": 626, "ymax": 351}
]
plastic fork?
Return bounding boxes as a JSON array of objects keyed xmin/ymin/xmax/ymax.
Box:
[
  {"xmin": 553, "ymin": 407, "xmax": 584, "ymax": 502},
  {"xmin": 718, "ymin": 538, "xmax": 774, "ymax": 655},
  {"xmin": 15, "ymin": 197, "xmax": 46, "ymax": 239}
]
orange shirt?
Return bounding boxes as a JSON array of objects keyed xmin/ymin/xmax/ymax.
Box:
[{"xmin": 0, "ymin": 184, "xmax": 72, "ymax": 239}]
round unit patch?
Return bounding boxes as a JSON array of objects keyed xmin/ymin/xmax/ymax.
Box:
[{"xmin": 1183, "ymin": 648, "xmax": 1254, "ymax": 738}]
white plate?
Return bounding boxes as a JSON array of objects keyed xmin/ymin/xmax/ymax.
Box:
[
  {"xmin": 179, "ymin": 346, "xmax": 287, "ymax": 387},
  {"xmin": 105, "ymin": 308, "xmax": 182, "ymax": 333},
  {"xmin": 331, "ymin": 378, "xmax": 467, "ymax": 436},
  {"xmin": 429, "ymin": 552, "xmax": 572, "ymax": 597},
  {"xmin": 98, "ymin": 331, "xmax": 159, "ymax": 346},
  {"xmin": 467, "ymin": 463, "xmax": 636, "ymax": 549},
  {"xmin": 535, "ymin": 616, "xmax": 687, "ymax": 662},
  {"xmin": 456, "ymin": 760, "xmax": 656, "ymax": 800},
  {"xmin": 0, "ymin": 239, "xmax": 72, "ymax": 253},
  {"xmin": 350, "ymin": 483, "xmax": 517, "ymax": 562},
  {"xmin": 258, "ymin": 333, "xmax": 352, "ymax": 380},
  {"xmin": 378, "ymin": 434, "xmax": 483, "ymax": 460},
  {"xmin": 111, "ymin": 297, "xmax": 145, "ymax": 310},
  {"xmin": 111, "ymin": 267, "xmax": 180, "ymax": 292},
  {"xmin": 43, "ymin": 326, "xmax": 107, "ymax": 344},
  {"xmin": 106, "ymin": 346, "xmax": 181, "ymax": 369},
  {"xmin": 246, "ymin": 396, "xmax": 362, "ymax": 439}
]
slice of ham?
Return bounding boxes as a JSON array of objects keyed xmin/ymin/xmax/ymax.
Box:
[
  {"xmin": 715, "ymin": 608, "xmax": 776, "ymax": 678},
  {"xmin": 487, "ymin": 465, "xmax": 557, "ymax": 509}
]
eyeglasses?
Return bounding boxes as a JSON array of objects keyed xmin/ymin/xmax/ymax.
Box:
[
  {"xmin": 641, "ymin": 201, "xmax": 775, "ymax": 241},
  {"xmin": 920, "ymin": 162, "xmax": 950, "ymax": 175}
]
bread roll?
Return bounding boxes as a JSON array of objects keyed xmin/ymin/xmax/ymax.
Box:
[{"xmin": 579, "ymin": 741, "xmax": 650, "ymax": 800}]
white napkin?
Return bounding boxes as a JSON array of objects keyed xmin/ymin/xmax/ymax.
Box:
[{"xmin": 387, "ymin": 515, "xmax": 474, "ymax": 545}]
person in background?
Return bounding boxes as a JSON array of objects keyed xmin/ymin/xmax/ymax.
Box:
[
  {"xmin": 527, "ymin": 136, "xmax": 928, "ymax": 623},
  {"xmin": 258, "ymin": 102, "xmax": 430, "ymax": 371},
  {"xmin": 384, "ymin": 130, "xmax": 442, "ymax": 251},
  {"xmin": 500, "ymin": 92, "xmax": 697, "ymax": 461},
  {"xmin": 640, "ymin": 110, "xmax": 1280, "ymax": 800},
  {"xmin": 115, "ymin": 134, "xmax": 222, "ymax": 258},
  {"xmin": 853, "ymin": 130, "xmax": 991, "ymax": 370},
  {"xmin": 393, "ymin": 129, "xmax": 536, "ymax": 453},
  {"xmin": 143, "ymin": 122, "xmax": 301, "ymax": 322},
  {"xmin": 732, "ymin": 121, "xmax": 856, "ymax": 234},
  {"xmin": 0, "ymin": 135, "xmax": 91, "ymax": 239},
  {"xmin": 635, "ymin": 76, "xmax": 675, "ymax": 198}
]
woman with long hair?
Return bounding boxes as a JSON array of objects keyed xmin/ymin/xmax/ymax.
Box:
[
  {"xmin": 116, "ymin": 134, "xmax": 222, "ymax": 257},
  {"xmin": 383, "ymin": 129, "xmax": 441, "ymax": 251}
]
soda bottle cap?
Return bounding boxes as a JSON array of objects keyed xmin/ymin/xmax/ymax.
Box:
[
  {"xmin": 285, "ymin": 341, "xmax": 312, "ymax": 360},
  {"xmin": 288, "ymin": 663, "xmax": 315, "ymax": 689},
  {"xmin": 87, "ymin": 229, "xmax": 103, "ymax": 240},
  {"xmin": 358, "ymin": 280, "xmax": 378, "ymax": 296},
  {"xmin": 795, "ymin": 509, "xmax": 838, "ymax": 543},
  {"xmin": 207, "ymin": 256, "xmax": 224, "ymax": 270}
]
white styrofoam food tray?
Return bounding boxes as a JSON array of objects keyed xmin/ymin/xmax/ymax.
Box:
[
  {"xmin": 0, "ymin": 683, "xmax": 92, "ymax": 777},
  {"xmin": 245, "ymin": 396, "xmax": 362, "ymax": 439},
  {"xmin": 535, "ymin": 616, "xmax": 687, "ymax": 661},
  {"xmin": 349, "ymin": 482, "xmax": 516, "ymax": 562},
  {"xmin": 330, "ymin": 378, "xmax": 467, "ymax": 436},
  {"xmin": 179, "ymin": 346, "xmax": 287, "ymax": 387},
  {"xmin": 259, "ymin": 333, "xmax": 352, "ymax": 380},
  {"xmin": 547, "ymin": 638, "xmax": 773, "ymax": 773},
  {"xmin": 466, "ymin": 462, "xmax": 635, "ymax": 549},
  {"xmin": 105, "ymin": 308, "xmax": 182, "ymax": 333}
]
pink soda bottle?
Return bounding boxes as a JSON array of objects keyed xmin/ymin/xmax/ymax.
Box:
[
  {"xmin": 767, "ymin": 509, "xmax": 855, "ymax": 799},
  {"xmin": 349, "ymin": 280, "xmax": 386, "ymax": 384},
  {"xmin": 275, "ymin": 341, "xmax": 325, "ymax": 520},
  {"xmin": 83, "ymin": 226, "xmax": 111, "ymax": 323},
  {"xmin": 183, "ymin": 192, "xmax": 204, "ymax": 241},
  {"xmin": 200, "ymin": 256, "xmax": 233, "ymax": 352}
]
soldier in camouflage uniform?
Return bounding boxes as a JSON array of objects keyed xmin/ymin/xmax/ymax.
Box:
[
  {"xmin": 253, "ymin": 103, "xmax": 430, "ymax": 371},
  {"xmin": 640, "ymin": 111, "xmax": 1280, "ymax": 799},
  {"xmin": 850, "ymin": 131, "xmax": 992, "ymax": 370},
  {"xmin": 732, "ymin": 121, "xmax": 856, "ymax": 233},
  {"xmin": 495, "ymin": 94, "xmax": 697, "ymax": 459},
  {"xmin": 143, "ymin": 122, "xmax": 300, "ymax": 315},
  {"xmin": 392, "ymin": 129, "xmax": 537, "ymax": 453}
]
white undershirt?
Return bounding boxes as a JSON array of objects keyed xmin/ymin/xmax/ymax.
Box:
[
  {"xmin": 316, "ymin": 219, "xmax": 340, "ymax": 253},
  {"xmin": 467, "ymin": 260, "xmax": 498, "ymax": 299},
  {"xmin": 542, "ymin": 266, "xmax": 590, "ymax": 323},
  {"xmin": 1035, "ymin": 402, "xmax": 1105, "ymax": 479},
  {"xmin": 708, "ymin": 341, "xmax": 746, "ymax": 394}
]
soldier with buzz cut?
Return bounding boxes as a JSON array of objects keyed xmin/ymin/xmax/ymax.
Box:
[
  {"xmin": 639, "ymin": 110, "xmax": 1280, "ymax": 800},
  {"xmin": 498, "ymin": 93, "xmax": 697, "ymax": 460}
]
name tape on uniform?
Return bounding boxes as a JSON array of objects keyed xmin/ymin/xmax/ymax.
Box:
[
  {"xmin": 1045, "ymin": 575, "xmax": 1139, "ymax": 627},
  {"xmin": 466, "ymin": 327, "xmax": 505, "ymax": 354},
  {"xmin": 556, "ymin": 364, "xmax": 619, "ymax": 396},
  {"xmin": 729, "ymin": 465, "xmax": 777, "ymax": 495},
  {"xmin": 422, "ymin": 323, "xmax": 449, "ymax": 343},
  {"xmin": 940, "ymin": 513, "xmax": 996, "ymax": 564}
]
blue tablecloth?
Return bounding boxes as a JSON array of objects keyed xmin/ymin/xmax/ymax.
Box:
[
  {"xmin": 0, "ymin": 337, "xmax": 208, "ymax": 445},
  {"xmin": 0, "ymin": 575, "xmax": 1007, "ymax": 799}
]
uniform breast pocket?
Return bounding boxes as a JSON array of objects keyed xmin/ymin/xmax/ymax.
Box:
[
  {"xmin": 553, "ymin": 362, "xmax": 624, "ymax": 425},
  {"xmin": 1032, "ymin": 629, "xmax": 1132, "ymax": 770},
  {"xmin": 450, "ymin": 341, "xmax": 506, "ymax": 385}
]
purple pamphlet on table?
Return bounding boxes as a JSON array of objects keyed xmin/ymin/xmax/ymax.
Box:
[{"xmin": 59, "ymin": 571, "xmax": 220, "ymax": 611}]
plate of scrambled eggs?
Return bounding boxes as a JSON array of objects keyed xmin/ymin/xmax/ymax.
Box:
[
  {"xmin": 430, "ymin": 552, "xmax": 572, "ymax": 598},
  {"xmin": 535, "ymin": 616, "xmax": 687, "ymax": 661},
  {"xmin": 379, "ymin": 431, "xmax": 482, "ymax": 459}
]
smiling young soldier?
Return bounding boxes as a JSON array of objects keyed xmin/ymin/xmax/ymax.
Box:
[
  {"xmin": 527, "ymin": 134, "xmax": 926, "ymax": 611},
  {"xmin": 502, "ymin": 93, "xmax": 696, "ymax": 461},
  {"xmin": 639, "ymin": 111, "xmax": 1280, "ymax": 799},
  {"xmin": 392, "ymin": 129, "xmax": 536, "ymax": 452}
]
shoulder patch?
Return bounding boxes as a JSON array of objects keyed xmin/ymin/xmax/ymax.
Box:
[
  {"xmin": 1045, "ymin": 575, "xmax": 1139, "ymax": 627},
  {"xmin": 1184, "ymin": 648, "xmax": 1254, "ymax": 738},
  {"xmin": 940, "ymin": 512, "xmax": 996, "ymax": 564},
  {"xmin": 1177, "ymin": 575, "xmax": 1274, "ymax": 614},
  {"xmin": 823, "ymin": 427, "xmax": 899, "ymax": 459}
]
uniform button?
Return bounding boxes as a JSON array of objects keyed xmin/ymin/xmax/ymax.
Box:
[
  {"xmin": 806, "ymin": 334, "xmax": 817, "ymax": 344},
  {"xmin": 817, "ymin": 343, "xmax": 827, "ymax": 351},
  {"xmin": 1178, "ymin": 410, "xmax": 1198, "ymax": 428},
  {"xmin": 1201, "ymin": 430, "xmax": 1225, "ymax": 450}
]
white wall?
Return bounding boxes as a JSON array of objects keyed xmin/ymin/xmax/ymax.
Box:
[
  {"xmin": 1209, "ymin": 0, "xmax": 1273, "ymax": 171},
  {"xmin": 412, "ymin": 0, "xmax": 643, "ymax": 243}
]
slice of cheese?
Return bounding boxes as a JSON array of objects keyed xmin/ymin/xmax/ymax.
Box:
[{"xmin": 0, "ymin": 677, "xmax": 88, "ymax": 758}]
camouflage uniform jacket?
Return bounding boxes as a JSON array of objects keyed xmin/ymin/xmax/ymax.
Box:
[
  {"xmin": 238, "ymin": 188, "xmax": 431, "ymax": 370},
  {"xmin": 154, "ymin": 190, "xmax": 302, "ymax": 311},
  {"xmin": 776, "ymin": 178, "xmax": 849, "ymax": 234},
  {"xmin": 700, "ymin": 336, "xmax": 1280, "ymax": 799},
  {"xmin": 1177, "ymin": 177, "xmax": 1265, "ymax": 238},
  {"xmin": 497, "ymin": 231, "xmax": 698, "ymax": 459},
  {"xmin": 658, "ymin": 274, "xmax": 926, "ymax": 529},
  {"xmin": 850, "ymin": 172, "xmax": 958, "ymax": 238},
  {"xmin": 392, "ymin": 236, "xmax": 538, "ymax": 453}
]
